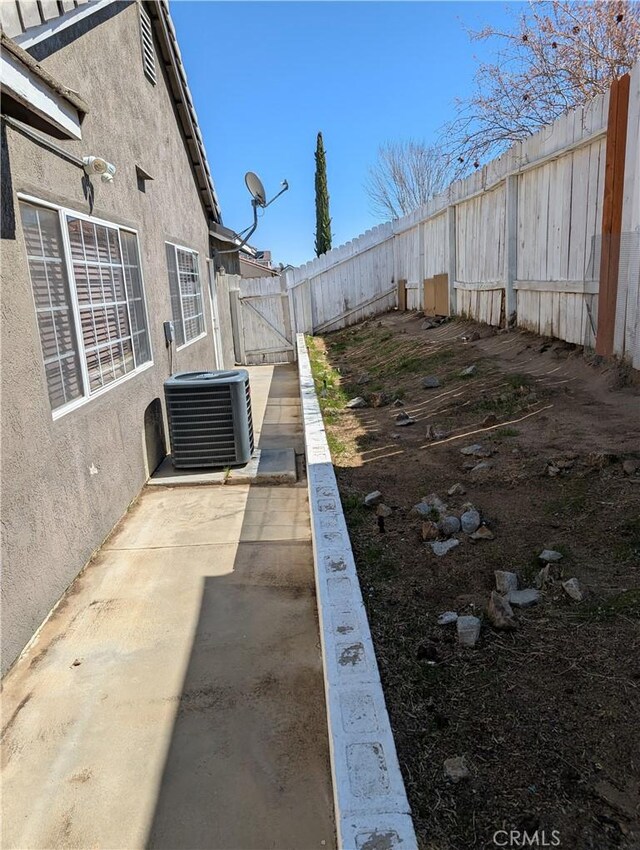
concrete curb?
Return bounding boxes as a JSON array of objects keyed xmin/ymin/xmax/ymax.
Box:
[{"xmin": 296, "ymin": 333, "xmax": 418, "ymax": 850}]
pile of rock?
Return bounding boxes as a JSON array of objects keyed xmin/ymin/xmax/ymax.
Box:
[
  {"xmin": 487, "ymin": 571, "xmax": 540, "ymax": 629},
  {"xmin": 415, "ymin": 494, "xmax": 495, "ymax": 556}
]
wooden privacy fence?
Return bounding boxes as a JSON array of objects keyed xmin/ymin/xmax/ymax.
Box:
[
  {"xmin": 280, "ymin": 60, "xmax": 640, "ymax": 369},
  {"xmin": 286, "ymin": 223, "xmax": 397, "ymax": 335}
]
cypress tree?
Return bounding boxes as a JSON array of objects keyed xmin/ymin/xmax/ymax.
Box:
[{"xmin": 314, "ymin": 132, "xmax": 332, "ymax": 257}]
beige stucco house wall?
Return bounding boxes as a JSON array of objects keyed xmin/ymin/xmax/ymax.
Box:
[{"xmin": 1, "ymin": 1, "xmax": 222, "ymax": 672}]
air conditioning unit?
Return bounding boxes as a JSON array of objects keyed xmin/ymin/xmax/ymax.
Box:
[{"xmin": 164, "ymin": 370, "xmax": 254, "ymax": 468}]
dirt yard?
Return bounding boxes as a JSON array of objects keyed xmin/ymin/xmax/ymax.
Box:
[{"xmin": 308, "ymin": 312, "xmax": 640, "ymax": 850}]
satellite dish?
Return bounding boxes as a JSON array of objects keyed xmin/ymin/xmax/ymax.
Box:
[{"xmin": 245, "ymin": 171, "xmax": 266, "ymax": 207}]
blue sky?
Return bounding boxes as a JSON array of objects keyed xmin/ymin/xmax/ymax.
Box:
[{"xmin": 170, "ymin": 1, "xmax": 515, "ymax": 266}]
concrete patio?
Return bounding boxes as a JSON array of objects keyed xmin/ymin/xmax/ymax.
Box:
[{"xmin": 1, "ymin": 365, "xmax": 336, "ymax": 850}]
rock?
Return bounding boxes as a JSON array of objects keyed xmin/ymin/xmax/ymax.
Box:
[
  {"xmin": 395, "ymin": 411, "xmax": 415, "ymax": 426},
  {"xmin": 547, "ymin": 464, "xmax": 561, "ymax": 477},
  {"xmin": 413, "ymin": 503, "xmax": 436, "ymax": 519},
  {"xmin": 393, "ymin": 398, "xmax": 404, "ymax": 408},
  {"xmin": 438, "ymin": 515, "xmax": 461, "ymax": 536},
  {"xmin": 356, "ymin": 372, "xmax": 371, "ymax": 385},
  {"xmin": 461, "ymin": 501, "xmax": 477, "ymax": 513},
  {"xmin": 481, "ymin": 413, "xmax": 498, "ymax": 427},
  {"xmin": 562, "ymin": 578, "xmax": 583, "ymax": 601},
  {"xmin": 495, "ymin": 570, "xmax": 518, "ymax": 593},
  {"xmin": 460, "ymin": 443, "xmax": 492, "ymax": 458},
  {"xmin": 430, "ymin": 539, "xmax": 460, "ymax": 556},
  {"xmin": 422, "ymin": 494, "xmax": 448, "ymax": 514},
  {"xmin": 421, "ymin": 520, "xmax": 439, "ymax": 541},
  {"xmin": 470, "ymin": 525, "xmax": 494, "ymax": 541},
  {"xmin": 364, "ymin": 491, "xmax": 382, "ymax": 507},
  {"xmin": 508, "ymin": 588, "xmax": 540, "ymax": 608},
  {"xmin": 370, "ymin": 391, "xmax": 390, "ymax": 408},
  {"xmin": 437, "ymin": 611, "xmax": 458, "ymax": 625},
  {"xmin": 460, "ymin": 443, "xmax": 484, "ymax": 456},
  {"xmin": 422, "ymin": 376, "xmax": 441, "ymax": 389},
  {"xmin": 476, "ymin": 447, "xmax": 494, "ymax": 458},
  {"xmin": 471, "ymin": 461, "xmax": 493, "ymax": 473},
  {"xmin": 539, "ymin": 549, "xmax": 563, "ymax": 562},
  {"xmin": 554, "ymin": 458, "xmax": 575, "ymax": 470},
  {"xmin": 421, "ymin": 319, "xmax": 437, "ymax": 330},
  {"xmin": 623, "ymin": 458, "xmax": 640, "ymax": 476},
  {"xmin": 456, "ymin": 616, "xmax": 481, "ymax": 647},
  {"xmin": 447, "ymin": 482, "xmax": 466, "ymax": 496},
  {"xmin": 535, "ymin": 565, "xmax": 550, "ymax": 589},
  {"xmin": 487, "ymin": 591, "xmax": 517, "ymax": 629},
  {"xmin": 461, "ymin": 509, "xmax": 481, "ymax": 534},
  {"xmin": 346, "ymin": 396, "xmax": 367, "ymax": 409},
  {"xmin": 376, "ymin": 503, "xmax": 392, "ymax": 518},
  {"xmin": 459, "ymin": 364, "xmax": 477, "ymax": 377},
  {"xmin": 444, "ymin": 756, "xmax": 470, "ymax": 782}
]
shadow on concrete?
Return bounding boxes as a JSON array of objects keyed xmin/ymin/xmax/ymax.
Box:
[{"xmin": 145, "ymin": 364, "xmax": 336, "ymax": 850}]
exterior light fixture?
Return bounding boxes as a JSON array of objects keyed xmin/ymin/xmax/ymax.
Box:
[{"xmin": 82, "ymin": 155, "xmax": 116, "ymax": 183}]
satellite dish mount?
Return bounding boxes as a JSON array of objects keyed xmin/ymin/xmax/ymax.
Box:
[{"xmin": 214, "ymin": 172, "xmax": 289, "ymax": 258}]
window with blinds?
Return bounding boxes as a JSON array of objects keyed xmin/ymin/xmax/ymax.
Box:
[
  {"xmin": 20, "ymin": 201, "xmax": 152, "ymax": 416},
  {"xmin": 20, "ymin": 204, "xmax": 83, "ymax": 411},
  {"xmin": 166, "ymin": 243, "xmax": 206, "ymax": 348}
]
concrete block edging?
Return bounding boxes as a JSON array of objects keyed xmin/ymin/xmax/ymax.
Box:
[{"xmin": 296, "ymin": 333, "xmax": 418, "ymax": 850}]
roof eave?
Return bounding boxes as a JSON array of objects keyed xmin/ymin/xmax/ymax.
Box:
[{"xmin": 1, "ymin": 31, "xmax": 88, "ymax": 140}]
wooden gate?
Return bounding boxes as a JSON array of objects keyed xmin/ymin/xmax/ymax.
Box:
[{"xmin": 230, "ymin": 276, "xmax": 295, "ymax": 365}]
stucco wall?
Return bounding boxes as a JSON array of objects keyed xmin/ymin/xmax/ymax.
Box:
[{"xmin": 0, "ymin": 1, "xmax": 219, "ymax": 672}]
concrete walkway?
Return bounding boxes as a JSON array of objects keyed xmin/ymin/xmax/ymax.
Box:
[{"xmin": 1, "ymin": 365, "xmax": 336, "ymax": 850}]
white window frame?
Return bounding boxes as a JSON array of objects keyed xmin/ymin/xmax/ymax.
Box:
[
  {"xmin": 166, "ymin": 241, "xmax": 207, "ymax": 351},
  {"xmin": 19, "ymin": 193, "xmax": 154, "ymax": 421}
]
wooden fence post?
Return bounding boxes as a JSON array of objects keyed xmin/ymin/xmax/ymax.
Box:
[
  {"xmin": 504, "ymin": 174, "xmax": 518, "ymax": 325},
  {"xmin": 228, "ymin": 285, "xmax": 245, "ymax": 365},
  {"xmin": 282, "ymin": 275, "xmax": 296, "ymax": 360},
  {"xmin": 397, "ymin": 279, "xmax": 407, "ymax": 311},
  {"xmin": 447, "ymin": 205, "xmax": 457, "ymax": 315},
  {"xmin": 596, "ymin": 73, "xmax": 631, "ymax": 355}
]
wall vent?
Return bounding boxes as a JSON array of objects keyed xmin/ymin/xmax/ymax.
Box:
[
  {"xmin": 139, "ymin": 5, "xmax": 157, "ymax": 85},
  {"xmin": 164, "ymin": 370, "xmax": 254, "ymax": 468}
]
